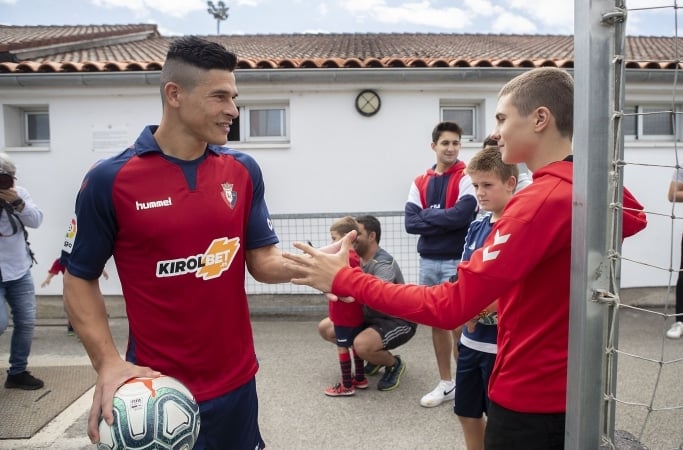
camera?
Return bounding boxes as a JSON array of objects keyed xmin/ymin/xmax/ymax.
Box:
[{"xmin": 0, "ymin": 171, "xmax": 14, "ymax": 190}]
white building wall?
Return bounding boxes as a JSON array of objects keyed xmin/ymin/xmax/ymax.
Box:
[{"xmin": 0, "ymin": 73, "xmax": 676, "ymax": 294}]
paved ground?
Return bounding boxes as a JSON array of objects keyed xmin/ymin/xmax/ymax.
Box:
[{"xmin": 0, "ymin": 291, "xmax": 681, "ymax": 449}]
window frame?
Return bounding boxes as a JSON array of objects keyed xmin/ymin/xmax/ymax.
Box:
[
  {"xmin": 24, "ymin": 110, "xmax": 51, "ymax": 145},
  {"xmin": 439, "ymin": 103, "xmax": 480, "ymax": 142},
  {"xmin": 2, "ymin": 104, "xmax": 51, "ymax": 151},
  {"xmin": 229, "ymin": 103, "xmax": 290, "ymax": 144},
  {"xmin": 623, "ymin": 104, "xmax": 678, "ymax": 141}
]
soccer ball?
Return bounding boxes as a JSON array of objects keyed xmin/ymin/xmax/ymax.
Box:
[{"xmin": 98, "ymin": 376, "xmax": 200, "ymax": 450}]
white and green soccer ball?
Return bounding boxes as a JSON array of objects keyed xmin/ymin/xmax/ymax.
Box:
[{"xmin": 98, "ymin": 375, "xmax": 200, "ymax": 450}]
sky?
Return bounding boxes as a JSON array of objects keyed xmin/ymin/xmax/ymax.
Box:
[{"xmin": 0, "ymin": 0, "xmax": 680, "ymax": 37}]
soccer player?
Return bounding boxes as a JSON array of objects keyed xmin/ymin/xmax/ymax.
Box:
[
  {"xmin": 283, "ymin": 67, "xmax": 647, "ymax": 449},
  {"xmin": 63, "ymin": 37, "xmax": 298, "ymax": 450}
]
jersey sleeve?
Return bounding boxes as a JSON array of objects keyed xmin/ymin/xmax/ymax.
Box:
[
  {"xmin": 233, "ymin": 152, "xmax": 279, "ymax": 250},
  {"xmin": 65, "ymin": 157, "xmax": 121, "ymax": 280}
]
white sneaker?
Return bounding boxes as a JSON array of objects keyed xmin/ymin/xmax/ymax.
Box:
[
  {"xmin": 420, "ymin": 380, "xmax": 455, "ymax": 407},
  {"xmin": 666, "ymin": 321, "xmax": 683, "ymax": 339}
]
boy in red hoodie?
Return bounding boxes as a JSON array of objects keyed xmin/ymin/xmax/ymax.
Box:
[{"xmin": 284, "ymin": 67, "xmax": 647, "ymax": 449}]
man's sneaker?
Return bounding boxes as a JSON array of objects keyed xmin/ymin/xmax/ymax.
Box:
[
  {"xmin": 352, "ymin": 377, "xmax": 369, "ymax": 389},
  {"xmin": 5, "ymin": 371, "xmax": 44, "ymax": 390},
  {"xmin": 364, "ymin": 362, "xmax": 382, "ymax": 376},
  {"xmin": 666, "ymin": 321, "xmax": 683, "ymax": 339},
  {"xmin": 324, "ymin": 383, "xmax": 355, "ymax": 397},
  {"xmin": 420, "ymin": 379, "xmax": 456, "ymax": 407},
  {"xmin": 377, "ymin": 356, "xmax": 405, "ymax": 391}
]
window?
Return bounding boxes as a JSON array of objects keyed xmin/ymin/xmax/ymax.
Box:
[
  {"xmin": 25, "ymin": 111, "xmax": 50, "ymax": 144},
  {"xmin": 3, "ymin": 104, "xmax": 50, "ymax": 150},
  {"xmin": 440, "ymin": 105, "xmax": 478, "ymax": 141},
  {"xmin": 623, "ymin": 104, "xmax": 676, "ymax": 140},
  {"xmin": 228, "ymin": 104, "xmax": 288, "ymax": 144}
]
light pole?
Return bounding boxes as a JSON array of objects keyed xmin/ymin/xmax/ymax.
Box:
[{"xmin": 207, "ymin": 1, "xmax": 229, "ymax": 35}]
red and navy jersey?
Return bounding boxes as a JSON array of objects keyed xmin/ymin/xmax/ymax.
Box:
[
  {"xmin": 329, "ymin": 249, "xmax": 364, "ymax": 327},
  {"xmin": 405, "ymin": 161, "xmax": 477, "ymax": 259},
  {"xmin": 65, "ymin": 125, "xmax": 278, "ymax": 402},
  {"xmin": 332, "ymin": 159, "xmax": 647, "ymax": 414}
]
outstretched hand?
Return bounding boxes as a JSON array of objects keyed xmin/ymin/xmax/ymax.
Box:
[{"xmin": 284, "ymin": 230, "xmax": 356, "ymax": 294}]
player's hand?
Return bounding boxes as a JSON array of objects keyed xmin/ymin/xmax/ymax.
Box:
[
  {"xmin": 0, "ymin": 187, "xmax": 21, "ymax": 204},
  {"xmin": 466, "ymin": 318, "xmax": 477, "ymax": 333},
  {"xmin": 324, "ymin": 292, "xmax": 357, "ymax": 303},
  {"xmin": 88, "ymin": 359, "xmax": 160, "ymax": 444},
  {"xmin": 284, "ymin": 230, "xmax": 356, "ymax": 293}
]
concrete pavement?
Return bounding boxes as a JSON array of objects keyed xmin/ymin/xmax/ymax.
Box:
[{"xmin": 0, "ymin": 292, "xmax": 682, "ymax": 449}]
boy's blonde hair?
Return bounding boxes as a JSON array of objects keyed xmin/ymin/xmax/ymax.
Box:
[
  {"xmin": 330, "ymin": 216, "xmax": 358, "ymax": 236},
  {"xmin": 466, "ymin": 145, "xmax": 519, "ymax": 182},
  {"xmin": 498, "ymin": 67, "xmax": 573, "ymax": 138}
]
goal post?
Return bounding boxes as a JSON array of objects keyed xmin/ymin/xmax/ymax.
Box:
[{"xmin": 567, "ymin": 0, "xmax": 627, "ymax": 448}]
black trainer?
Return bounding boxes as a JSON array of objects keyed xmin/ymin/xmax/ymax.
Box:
[
  {"xmin": 5, "ymin": 371, "xmax": 44, "ymax": 390},
  {"xmin": 377, "ymin": 355, "xmax": 405, "ymax": 391},
  {"xmin": 364, "ymin": 362, "xmax": 382, "ymax": 376}
]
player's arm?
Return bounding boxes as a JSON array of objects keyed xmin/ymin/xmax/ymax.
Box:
[
  {"xmin": 668, "ymin": 180, "xmax": 683, "ymax": 202},
  {"xmin": 419, "ymin": 194, "xmax": 477, "ymax": 229},
  {"xmin": 419, "ymin": 176, "xmax": 478, "ymax": 230},
  {"xmin": 63, "ymin": 272, "xmax": 160, "ymax": 444},
  {"xmin": 404, "ymin": 201, "xmax": 447, "ymax": 235},
  {"xmin": 246, "ymin": 244, "xmax": 297, "ymax": 284},
  {"xmin": 404, "ymin": 181, "xmax": 446, "ymax": 236}
]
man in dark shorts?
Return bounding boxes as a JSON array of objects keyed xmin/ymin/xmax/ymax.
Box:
[{"xmin": 319, "ymin": 215, "xmax": 416, "ymax": 391}]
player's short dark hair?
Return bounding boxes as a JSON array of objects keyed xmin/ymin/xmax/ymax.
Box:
[
  {"xmin": 355, "ymin": 215, "xmax": 382, "ymax": 244},
  {"xmin": 166, "ymin": 36, "xmax": 237, "ymax": 71},
  {"xmin": 160, "ymin": 37, "xmax": 237, "ymax": 100},
  {"xmin": 431, "ymin": 121, "xmax": 463, "ymax": 144}
]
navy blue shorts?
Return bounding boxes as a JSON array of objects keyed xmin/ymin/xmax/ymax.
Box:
[
  {"xmin": 334, "ymin": 324, "xmax": 365, "ymax": 348},
  {"xmin": 485, "ymin": 401, "xmax": 565, "ymax": 450},
  {"xmin": 193, "ymin": 377, "xmax": 265, "ymax": 450},
  {"xmin": 454, "ymin": 343, "xmax": 496, "ymax": 418}
]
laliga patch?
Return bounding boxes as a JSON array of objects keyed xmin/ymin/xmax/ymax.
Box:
[
  {"xmin": 221, "ymin": 182, "xmax": 237, "ymax": 209},
  {"xmin": 62, "ymin": 216, "xmax": 77, "ymax": 254}
]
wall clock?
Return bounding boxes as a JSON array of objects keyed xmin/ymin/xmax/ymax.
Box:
[{"xmin": 355, "ymin": 89, "xmax": 381, "ymax": 117}]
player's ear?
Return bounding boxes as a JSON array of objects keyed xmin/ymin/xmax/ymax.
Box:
[
  {"xmin": 506, "ymin": 175, "xmax": 517, "ymax": 191},
  {"xmin": 534, "ymin": 106, "xmax": 551, "ymax": 131},
  {"xmin": 163, "ymin": 82, "xmax": 182, "ymax": 108}
]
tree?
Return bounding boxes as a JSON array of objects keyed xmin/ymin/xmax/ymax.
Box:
[{"xmin": 207, "ymin": 1, "xmax": 229, "ymax": 35}]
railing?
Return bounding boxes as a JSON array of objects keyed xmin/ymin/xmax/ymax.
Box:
[{"xmin": 246, "ymin": 211, "xmax": 419, "ymax": 294}]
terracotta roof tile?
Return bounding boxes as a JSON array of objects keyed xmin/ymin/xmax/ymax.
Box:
[{"xmin": 0, "ymin": 25, "xmax": 681, "ymax": 73}]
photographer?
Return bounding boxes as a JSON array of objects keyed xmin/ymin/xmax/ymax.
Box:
[{"xmin": 0, "ymin": 152, "xmax": 44, "ymax": 390}]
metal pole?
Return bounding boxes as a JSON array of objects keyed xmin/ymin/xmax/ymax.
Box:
[{"xmin": 567, "ymin": 0, "xmax": 623, "ymax": 448}]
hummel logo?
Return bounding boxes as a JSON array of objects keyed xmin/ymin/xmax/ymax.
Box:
[
  {"xmin": 136, "ymin": 196, "xmax": 172, "ymax": 211},
  {"xmin": 482, "ymin": 230, "xmax": 510, "ymax": 262}
]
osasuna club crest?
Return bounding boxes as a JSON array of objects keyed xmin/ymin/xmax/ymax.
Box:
[{"xmin": 222, "ymin": 182, "xmax": 237, "ymax": 209}]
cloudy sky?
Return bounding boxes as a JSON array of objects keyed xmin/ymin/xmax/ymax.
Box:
[{"xmin": 0, "ymin": 0, "xmax": 679, "ymax": 37}]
